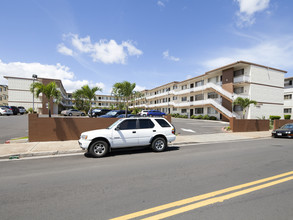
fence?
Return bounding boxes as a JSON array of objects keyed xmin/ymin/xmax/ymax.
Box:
[{"xmin": 230, "ymin": 117, "xmax": 270, "ymax": 132}]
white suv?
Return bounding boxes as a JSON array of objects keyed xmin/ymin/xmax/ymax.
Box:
[{"xmin": 79, "ymin": 117, "xmax": 176, "ymax": 157}]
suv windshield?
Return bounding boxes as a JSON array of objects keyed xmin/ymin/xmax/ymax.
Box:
[{"xmin": 108, "ymin": 119, "xmax": 123, "ymax": 129}]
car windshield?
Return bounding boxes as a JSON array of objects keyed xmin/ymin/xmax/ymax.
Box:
[
  {"xmin": 108, "ymin": 119, "xmax": 123, "ymax": 129},
  {"xmin": 281, "ymin": 124, "xmax": 293, "ymax": 129},
  {"xmin": 106, "ymin": 111, "xmax": 118, "ymax": 116}
]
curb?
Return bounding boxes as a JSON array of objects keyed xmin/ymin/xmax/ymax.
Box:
[{"xmin": 0, "ymin": 149, "xmax": 84, "ymax": 160}]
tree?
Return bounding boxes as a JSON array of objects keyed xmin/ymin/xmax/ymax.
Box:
[
  {"xmin": 73, "ymin": 85, "xmax": 102, "ymax": 114},
  {"xmin": 112, "ymin": 81, "xmax": 137, "ymax": 117},
  {"xmin": 30, "ymin": 81, "xmax": 61, "ymax": 117},
  {"xmin": 233, "ymin": 97, "xmax": 257, "ymax": 119}
]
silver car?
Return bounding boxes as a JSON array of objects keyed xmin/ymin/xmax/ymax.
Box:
[
  {"xmin": 61, "ymin": 109, "xmax": 85, "ymax": 116},
  {"xmin": 0, "ymin": 107, "xmax": 13, "ymax": 116}
]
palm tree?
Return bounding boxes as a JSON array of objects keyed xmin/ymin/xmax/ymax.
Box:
[
  {"xmin": 73, "ymin": 85, "xmax": 102, "ymax": 114},
  {"xmin": 233, "ymin": 97, "xmax": 257, "ymax": 119},
  {"xmin": 112, "ymin": 81, "xmax": 136, "ymax": 117},
  {"xmin": 30, "ymin": 81, "xmax": 61, "ymax": 117}
]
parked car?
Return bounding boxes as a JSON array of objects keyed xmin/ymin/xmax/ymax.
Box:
[
  {"xmin": 88, "ymin": 109, "xmax": 111, "ymax": 117},
  {"xmin": 61, "ymin": 109, "xmax": 85, "ymax": 116},
  {"xmin": 18, "ymin": 106, "xmax": 26, "ymax": 115},
  {"xmin": 99, "ymin": 110, "xmax": 130, "ymax": 118},
  {"xmin": 140, "ymin": 110, "xmax": 149, "ymax": 116},
  {"xmin": 0, "ymin": 107, "xmax": 13, "ymax": 116},
  {"xmin": 146, "ymin": 110, "xmax": 166, "ymax": 117},
  {"xmin": 2, "ymin": 106, "xmax": 19, "ymax": 115},
  {"xmin": 116, "ymin": 114, "xmax": 135, "ymax": 118},
  {"xmin": 79, "ymin": 117, "xmax": 176, "ymax": 157},
  {"xmin": 272, "ymin": 123, "xmax": 293, "ymax": 138}
]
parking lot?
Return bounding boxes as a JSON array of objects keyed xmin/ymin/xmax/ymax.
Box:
[{"xmin": 172, "ymin": 117, "xmax": 228, "ymax": 136}]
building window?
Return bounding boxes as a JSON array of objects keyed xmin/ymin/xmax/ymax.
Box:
[
  {"xmin": 181, "ymin": 109, "xmax": 187, "ymax": 113},
  {"xmin": 194, "ymin": 94, "xmax": 204, "ymax": 101},
  {"xmin": 195, "ymin": 80, "xmax": 204, "ymax": 87},
  {"xmin": 284, "ymin": 108, "xmax": 292, "ymax": 113},
  {"xmin": 181, "ymin": 97, "xmax": 187, "ymax": 102},
  {"xmin": 234, "ymin": 87, "xmax": 244, "ymax": 94},
  {"xmin": 173, "ymin": 108, "xmax": 177, "ymax": 111},
  {"xmin": 0, "ymin": 97, "xmax": 2, "ymax": 101},
  {"xmin": 173, "ymin": 96, "xmax": 177, "ymax": 100},
  {"xmin": 208, "ymin": 92, "xmax": 218, "ymax": 99},
  {"xmin": 173, "ymin": 85, "xmax": 177, "ymax": 90},
  {"xmin": 284, "ymin": 94, "xmax": 292, "ymax": 100},
  {"xmin": 190, "ymin": 83, "xmax": 194, "ymax": 88},
  {"xmin": 207, "ymin": 107, "xmax": 217, "ymax": 114},
  {"xmin": 0, "ymin": 88, "xmax": 2, "ymax": 92},
  {"xmin": 233, "ymin": 69, "xmax": 244, "ymax": 77},
  {"xmin": 181, "ymin": 85, "xmax": 187, "ymax": 90},
  {"xmin": 190, "ymin": 96, "xmax": 194, "ymax": 102},
  {"xmin": 234, "ymin": 105, "xmax": 243, "ymax": 111},
  {"xmin": 194, "ymin": 108, "xmax": 203, "ymax": 114}
]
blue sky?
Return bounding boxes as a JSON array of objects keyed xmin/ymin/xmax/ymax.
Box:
[{"xmin": 0, "ymin": 0, "xmax": 293, "ymax": 93}]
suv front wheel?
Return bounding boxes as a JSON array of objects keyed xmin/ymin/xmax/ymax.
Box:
[
  {"xmin": 151, "ymin": 137, "xmax": 167, "ymax": 152},
  {"xmin": 89, "ymin": 140, "xmax": 109, "ymax": 158}
]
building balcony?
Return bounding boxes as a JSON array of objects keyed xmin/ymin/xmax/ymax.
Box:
[{"xmin": 234, "ymin": 75, "xmax": 250, "ymax": 83}]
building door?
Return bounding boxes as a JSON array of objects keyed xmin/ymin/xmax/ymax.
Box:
[{"xmin": 190, "ymin": 109, "xmax": 193, "ymax": 116}]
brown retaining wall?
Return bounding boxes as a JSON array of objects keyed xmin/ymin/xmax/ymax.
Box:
[
  {"xmin": 273, "ymin": 119, "xmax": 293, "ymax": 130},
  {"xmin": 230, "ymin": 117, "xmax": 270, "ymax": 132},
  {"xmin": 28, "ymin": 114, "xmax": 172, "ymax": 142}
]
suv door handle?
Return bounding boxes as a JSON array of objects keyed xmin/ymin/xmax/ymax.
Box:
[
  {"xmin": 132, "ymin": 131, "xmax": 136, "ymax": 133},
  {"xmin": 153, "ymin": 130, "xmax": 156, "ymax": 132}
]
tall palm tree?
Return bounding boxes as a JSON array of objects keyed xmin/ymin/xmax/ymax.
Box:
[
  {"xmin": 112, "ymin": 81, "xmax": 136, "ymax": 117},
  {"xmin": 73, "ymin": 85, "xmax": 102, "ymax": 114},
  {"xmin": 233, "ymin": 97, "xmax": 257, "ymax": 119},
  {"xmin": 30, "ymin": 81, "xmax": 61, "ymax": 117}
]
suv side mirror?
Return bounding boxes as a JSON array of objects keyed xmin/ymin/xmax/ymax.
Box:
[{"xmin": 115, "ymin": 126, "xmax": 120, "ymax": 131}]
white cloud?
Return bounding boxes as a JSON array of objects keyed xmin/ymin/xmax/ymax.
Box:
[
  {"xmin": 134, "ymin": 85, "xmax": 146, "ymax": 91},
  {"xmin": 157, "ymin": 1, "xmax": 165, "ymax": 7},
  {"xmin": 0, "ymin": 59, "xmax": 104, "ymax": 93},
  {"xmin": 60, "ymin": 34, "xmax": 143, "ymax": 64},
  {"xmin": 235, "ymin": 0, "xmax": 270, "ymax": 26},
  {"xmin": 57, "ymin": 43, "xmax": 74, "ymax": 56},
  {"xmin": 186, "ymin": 75, "xmax": 192, "ymax": 80},
  {"xmin": 163, "ymin": 50, "xmax": 180, "ymax": 62},
  {"xmin": 202, "ymin": 36, "xmax": 293, "ymax": 71}
]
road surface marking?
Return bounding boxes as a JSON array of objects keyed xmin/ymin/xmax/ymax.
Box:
[
  {"xmin": 110, "ymin": 170, "xmax": 293, "ymax": 220},
  {"xmin": 180, "ymin": 128, "xmax": 196, "ymax": 133}
]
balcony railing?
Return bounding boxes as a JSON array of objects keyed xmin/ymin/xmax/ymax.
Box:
[{"xmin": 234, "ymin": 75, "xmax": 250, "ymax": 83}]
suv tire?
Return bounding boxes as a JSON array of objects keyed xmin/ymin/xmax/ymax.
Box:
[
  {"xmin": 89, "ymin": 140, "xmax": 109, "ymax": 158},
  {"xmin": 151, "ymin": 137, "xmax": 167, "ymax": 152}
]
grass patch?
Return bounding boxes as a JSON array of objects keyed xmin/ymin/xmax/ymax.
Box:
[{"xmin": 11, "ymin": 136, "xmax": 28, "ymax": 140}]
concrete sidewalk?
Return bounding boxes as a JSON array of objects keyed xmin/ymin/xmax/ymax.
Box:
[{"xmin": 0, "ymin": 131, "xmax": 272, "ymax": 159}]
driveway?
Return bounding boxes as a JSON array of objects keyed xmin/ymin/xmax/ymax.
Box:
[
  {"xmin": 171, "ymin": 117, "xmax": 229, "ymax": 136},
  {"xmin": 0, "ymin": 114, "xmax": 28, "ymax": 143}
]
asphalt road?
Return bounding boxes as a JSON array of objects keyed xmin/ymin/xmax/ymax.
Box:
[
  {"xmin": 1, "ymin": 138, "xmax": 292, "ymax": 220},
  {"xmin": 0, "ymin": 114, "xmax": 28, "ymax": 143}
]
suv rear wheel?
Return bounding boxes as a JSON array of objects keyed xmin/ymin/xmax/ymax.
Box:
[
  {"xmin": 151, "ymin": 137, "xmax": 167, "ymax": 152},
  {"xmin": 89, "ymin": 140, "xmax": 109, "ymax": 158}
]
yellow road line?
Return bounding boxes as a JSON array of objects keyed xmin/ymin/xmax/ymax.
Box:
[
  {"xmin": 110, "ymin": 171, "xmax": 293, "ymax": 220},
  {"xmin": 142, "ymin": 175, "xmax": 293, "ymax": 220}
]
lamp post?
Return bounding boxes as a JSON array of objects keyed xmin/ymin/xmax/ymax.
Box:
[{"xmin": 32, "ymin": 74, "xmax": 38, "ymax": 113}]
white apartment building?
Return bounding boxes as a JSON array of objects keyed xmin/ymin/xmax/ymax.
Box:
[
  {"xmin": 284, "ymin": 77, "xmax": 293, "ymax": 117},
  {"xmin": 4, "ymin": 76, "xmax": 73, "ymax": 114},
  {"xmin": 133, "ymin": 61, "xmax": 286, "ymax": 120},
  {"xmin": 0, "ymin": 84, "xmax": 8, "ymax": 106}
]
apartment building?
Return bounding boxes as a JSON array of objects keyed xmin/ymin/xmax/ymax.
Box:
[
  {"xmin": 0, "ymin": 84, "xmax": 8, "ymax": 105},
  {"xmin": 4, "ymin": 76, "xmax": 73, "ymax": 114},
  {"xmin": 284, "ymin": 77, "xmax": 293, "ymax": 117},
  {"xmin": 134, "ymin": 61, "xmax": 286, "ymax": 120}
]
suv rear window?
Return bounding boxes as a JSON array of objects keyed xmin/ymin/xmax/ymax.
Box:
[
  {"xmin": 139, "ymin": 119, "xmax": 155, "ymax": 129},
  {"xmin": 155, "ymin": 119, "xmax": 171, "ymax": 127}
]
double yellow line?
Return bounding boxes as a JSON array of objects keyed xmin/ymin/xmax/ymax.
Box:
[{"xmin": 111, "ymin": 171, "xmax": 293, "ymax": 220}]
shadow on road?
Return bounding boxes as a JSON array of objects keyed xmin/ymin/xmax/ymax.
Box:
[{"xmin": 84, "ymin": 146, "xmax": 180, "ymax": 158}]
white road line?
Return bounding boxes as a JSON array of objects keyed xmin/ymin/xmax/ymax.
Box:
[{"xmin": 180, "ymin": 128, "xmax": 196, "ymax": 133}]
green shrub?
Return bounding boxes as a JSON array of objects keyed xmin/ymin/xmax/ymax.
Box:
[
  {"xmin": 27, "ymin": 108, "xmax": 36, "ymax": 114},
  {"xmin": 209, "ymin": 116, "xmax": 217, "ymax": 120},
  {"xmin": 203, "ymin": 114, "xmax": 210, "ymax": 120},
  {"xmin": 195, "ymin": 115, "xmax": 203, "ymax": 119},
  {"xmin": 284, "ymin": 115, "xmax": 291, "ymax": 119},
  {"xmin": 269, "ymin": 115, "xmax": 281, "ymax": 121}
]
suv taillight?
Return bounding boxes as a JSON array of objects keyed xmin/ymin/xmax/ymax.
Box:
[{"xmin": 172, "ymin": 128, "xmax": 175, "ymax": 134}]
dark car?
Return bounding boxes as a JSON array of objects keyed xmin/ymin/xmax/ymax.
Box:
[
  {"xmin": 146, "ymin": 110, "xmax": 166, "ymax": 117},
  {"xmin": 88, "ymin": 109, "xmax": 111, "ymax": 117},
  {"xmin": 272, "ymin": 123, "xmax": 293, "ymax": 138},
  {"xmin": 99, "ymin": 110, "xmax": 131, "ymax": 118}
]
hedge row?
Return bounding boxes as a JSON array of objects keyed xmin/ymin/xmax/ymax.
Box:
[{"xmin": 170, "ymin": 113, "xmax": 217, "ymax": 120}]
